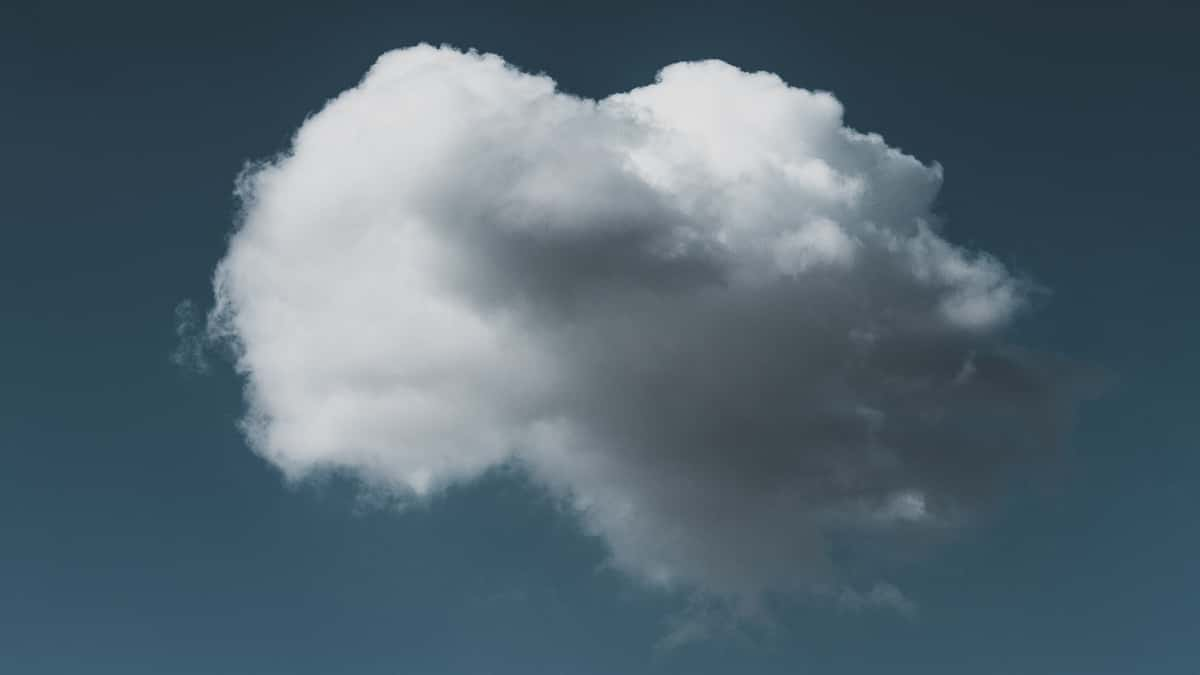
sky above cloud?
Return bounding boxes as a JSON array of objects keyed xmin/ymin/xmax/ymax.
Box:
[{"xmin": 207, "ymin": 44, "xmax": 1086, "ymax": 611}]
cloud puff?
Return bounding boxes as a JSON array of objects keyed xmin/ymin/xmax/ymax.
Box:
[{"xmin": 208, "ymin": 44, "xmax": 1082, "ymax": 605}]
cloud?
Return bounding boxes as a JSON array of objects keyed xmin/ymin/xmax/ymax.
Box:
[
  {"xmin": 171, "ymin": 299, "xmax": 209, "ymax": 373},
  {"xmin": 207, "ymin": 44, "xmax": 1085, "ymax": 607}
]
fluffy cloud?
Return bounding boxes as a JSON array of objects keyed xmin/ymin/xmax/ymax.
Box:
[{"xmin": 208, "ymin": 44, "xmax": 1082, "ymax": 605}]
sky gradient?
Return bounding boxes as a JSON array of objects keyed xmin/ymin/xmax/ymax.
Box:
[{"xmin": 3, "ymin": 2, "xmax": 1198, "ymax": 674}]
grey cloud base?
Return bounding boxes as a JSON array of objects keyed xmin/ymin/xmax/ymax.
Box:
[{"xmin": 209, "ymin": 44, "xmax": 1083, "ymax": 605}]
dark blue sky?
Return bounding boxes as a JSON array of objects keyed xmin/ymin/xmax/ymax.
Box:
[{"xmin": 3, "ymin": 2, "xmax": 1198, "ymax": 673}]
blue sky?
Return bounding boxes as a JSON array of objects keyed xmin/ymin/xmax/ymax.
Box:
[{"xmin": 3, "ymin": 2, "xmax": 1198, "ymax": 673}]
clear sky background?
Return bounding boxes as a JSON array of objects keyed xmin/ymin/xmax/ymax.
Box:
[{"xmin": 3, "ymin": 1, "xmax": 1198, "ymax": 673}]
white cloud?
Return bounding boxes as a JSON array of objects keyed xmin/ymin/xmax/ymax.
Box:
[{"xmin": 207, "ymin": 44, "xmax": 1082, "ymax": 607}]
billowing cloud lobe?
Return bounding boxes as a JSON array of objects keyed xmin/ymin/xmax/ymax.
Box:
[{"xmin": 210, "ymin": 45, "xmax": 1078, "ymax": 604}]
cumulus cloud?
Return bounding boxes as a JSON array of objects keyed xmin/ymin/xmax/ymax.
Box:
[{"xmin": 207, "ymin": 44, "xmax": 1084, "ymax": 607}]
